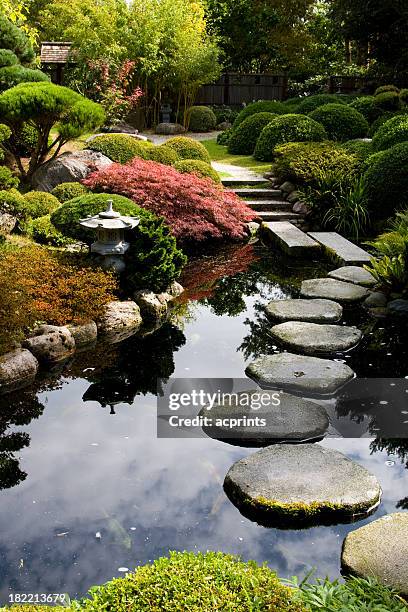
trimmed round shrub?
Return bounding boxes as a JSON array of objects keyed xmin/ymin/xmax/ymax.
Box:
[
  {"xmin": 254, "ymin": 114, "xmax": 327, "ymax": 161},
  {"xmin": 296, "ymin": 94, "xmax": 346, "ymax": 115},
  {"xmin": 309, "ymin": 103, "xmax": 369, "ymax": 141},
  {"xmin": 174, "ymin": 159, "xmax": 221, "ymax": 183},
  {"xmin": 368, "ymin": 111, "xmax": 395, "ymax": 136},
  {"xmin": 375, "ymin": 85, "xmax": 400, "ymax": 96},
  {"xmin": 363, "ymin": 143, "xmax": 408, "ymax": 219},
  {"xmin": 51, "ymin": 182, "xmax": 89, "ymax": 203},
  {"xmin": 146, "ymin": 144, "xmax": 179, "ymax": 165},
  {"xmin": 77, "ymin": 551, "xmax": 304, "ymax": 612},
  {"xmin": 87, "ymin": 134, "xmax": 153, "ymax": 163},
  {"xmin": 372, "ymin": 114, "xmax": 408, "ymax": 151},
  {"xmin": 25, "ymin": 214, "xmax": 71, "ymax": 247},
  {"xmin": 164, "ymin": 136, "xmax": 211, "ymax": 162},
  {"xmin": 24, "ymin": 191, "xmax": 60, "ymax": 219},
  {"xmin": 51, "ymin": 193, "xmax": 186, "ymax": 292},
  {"xmin": 0, "ymin": 49, "xmax": 19, "ymax": 68},
  {"xmin": 349, "ymin": 96, "xmax": 384, "ymax": 124},
  {"xmin": 217, "ymin": 128, "xmax": 233, "ymax": 145},
  {"xmin": 0, "ymin": 188, "xmax": 29, "ymax": 219},
  {"xmin": 374, "ymin": 91, "xmax": 401, "ymax": 111},
  {"xmin": 0, "ymin": 65, "xmax": 49, "ymax": 92},
  {"xmin": 0, "ymin": 165, "xmax": 19, "ymax": 189},
  {"xmin": 233, "ymin": 100, "xmax": 287, "ymax": 128},
  {"xmin": 341, "ymin": 139, "xmax": 373, "ymax": 161},
  {"xmin": 400, "ymin": 89, "xmax": 408, "ymax": 105},
  {"xmin": 185, "ymin": 105, "xmax": 217, "ymax": 132},
  {"xmin": 228, "ymin": 112, "xmax": 276, "ymax": 155}
]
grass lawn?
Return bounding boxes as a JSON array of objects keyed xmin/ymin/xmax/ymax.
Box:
[{"xmin": 202, "ymin": 138, "xmax": 272, "ymax": 174}]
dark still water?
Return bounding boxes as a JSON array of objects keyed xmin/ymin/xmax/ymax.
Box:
[{"xmin": 0, "ymin": 244, "xmax": 407, "ymax": 603}]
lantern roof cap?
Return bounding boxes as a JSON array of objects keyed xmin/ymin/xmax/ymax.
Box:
[{"xmin": 79, "ymin": 200, "xmax": 140, "ymax": 230}]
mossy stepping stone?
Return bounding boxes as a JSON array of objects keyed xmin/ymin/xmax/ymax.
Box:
[
  {"xmin": 328, "ymin": 266, "xmax": 376, "ymax": 287},
  {"xmin": 246, "ymin": 352, "xmax": 355, "ymax": 396},
  {"xmin": 301, "ymin": 278, "xmax": 369, "ymax": 303},
  {"xmin": 270, "ymin": 321, "xmax": 362, "ymax": 355},
  {"xmin": 224, "ymin": 444, "xmax": 381, "ymax": 528},
  {"xmin": 199, "ymin": 390, "xmax": 329, "ymax": 446},
  {"xmin": 342, "ymin": 513, "xmax": 408, "ymax": 596},
  {"xmin": 265, "ymin": 299, "xmax": 342, "ymax": 323}
]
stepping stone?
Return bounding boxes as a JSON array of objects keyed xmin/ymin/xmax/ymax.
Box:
[
  {"xmin": 308, "ymin": 231, "xmax": 371, "ymax": 265},
  {"xmin": 301, "ymin": 278, "xmax": 369, "ymax": 303},
  {"xmin": 342, "ymin": 513, "xmax": 408, "ymax": 596},
  {"xmin": 270, "ymin": 321, "xmax": 362, "ymax": 355},
  {"xmin": 262, "ymin": 221, "xmax": 320, "ymax": 257},
  {"xmin": 265, "ymin": 299, "xmax": 342, "ymax": 323},
  {"xmin": 328, "ymin": 266, "xmax": 376, "ymax": 287},
  {"xmin": 245, "ymin": 352, "xmax": 355, "ymax": 396},
  {"xmin": 199, "ymin": 390, "xmax": 329, "ymax": 446},
  {"xmin": 224, "ymin": 444, "xmax": 381, "ymax": 528}
]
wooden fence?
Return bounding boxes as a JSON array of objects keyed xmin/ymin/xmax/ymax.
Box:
[{"xmin": 196, "ymin": 73, "xmax": 288, "ymax": 106}]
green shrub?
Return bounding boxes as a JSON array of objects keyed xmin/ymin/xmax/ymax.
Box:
[
  {"xmin": 24, "ymin": 191, "xmax": 60, "ymax": 219},
  {"xmin": 342, "ymin": 139, "xmax": 373, "ymax": 161},
  {"xmin": 0, "ymin": 65, "xmax": 49, "ymax": 92},
  {"xmin": 174, "ymin": 159, "xmax": 221, "ymax": 183},
  {"xmin": 363, "ymin": 142, "xmax": 408, "ymax": 219},
  {"xmin": 0, "ymin": 188, "xmax": 29, "ymax": 219},
  {"xmin": 78, "ymin": 551, "xmax": 304, "ymax": 612},
  {"xmin": 368, "ymin": 111, "xmax": 396, "ymax": 136},
  {"xmin": 0, "ymin": 14, "xmax": 35, "ymax": 64},
  {"xmin": 0, "ymin": 165, "xmax": 19, "ymax": 189},
  {"xmin": 254, "ymin": 114, "xmax": 327, "ymax": 161},
  {"xmin": 165, "ymin": 136, "xmax": 211, "ymax": 162},
  {"xmin": 25, "ymin": 214, "xmax": 71, "ymax": 247},
  {"xmin": 228, "ymin": 112, "xmax": 276, "ymax": 155},
  {"xmin": 185, "ymin": 105, "xmax": 217, "ymax": 132},
  {"xmin": 309, "ymin": 103, "xmax": 369, "ymax": 141},
  {"xmin": 87, "ymin": 134, "xmax": 152, "ymax": 163},
  {"xmin": 372, "ymin": 114, "xmax": 408, "ymax": 151},
  {"xmin": 216, "ymin": 128, "xmax": 233, "ymax": 145},
  {"xmin": 296, "ymin": 93, "xmax": 346, "ymax": 115},
  {"xmin": 375, "ymin": 85, "xmax": 400, "ymax": 96},
  {"xmin": 211, "ymin": 105, "xmax": 238, "ymax": 124},
  {"xmin": 0, "ymin": 49, "xmax": 18, "ymax": 68},
  {"xmin": 51, "ymin": 182, "xmax": 89, "ymax": 203},
  {"xmin": 51, "ymin": 193, "xmax": 186, "ymax": 292},
  {"xmin": 273, "ymin": 141, "xmax": 359, "ymax": 185},
  {"xmin": 146, "ymin": 144, "xmax": 179, "ymax": 165},
  {"xmin": 349, "ymin": 96, "xmax": 384, "ymax": 123},
  {"xmin": 374, "ymin": 91, "xmax": 401, "ymax": 111},
  {"xmin": 233, "ymin": 100, "xmax": 287, "ymax": 127},
  {"xmin": 400, "ymin": 89, "xmax": 408, "ymax": 105}
]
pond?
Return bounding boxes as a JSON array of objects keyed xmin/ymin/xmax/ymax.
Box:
[{"xmin": 0, "ymin": 243, "xmax": 407, "ymax": 604}]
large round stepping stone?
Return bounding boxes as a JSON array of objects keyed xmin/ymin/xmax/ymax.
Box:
[
  {"xmin": 301, "ymin": 278, "xmax": 369, "ymax": 303},
  {"xmin": 224, "ymin": 444, "xmax": 381, "ymax": 528},
  {"xmin": 270, "ymin": 321, "xmax": 362, "ymax": 355},
  {"xmin": 342, "ymin": 513, "xmax": 408, "ymax": 596},
  {"xmin": 265, "ymin": 299, "xmax": 342, "ymax": 323},
  {"xmin": 246, "ymin": 353, "xmax": 355, "ymax": 396},
  {"xmin": 328, "ymin": 266, "xmax": 376, "ymax": 287},
  {"xmin": 199, "ymin": 391, "xmax": 329, "ymax": 446}
]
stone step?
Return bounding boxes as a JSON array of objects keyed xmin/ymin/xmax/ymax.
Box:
[
  {"xmin": 233, "ymin": 188, "xmax": 282, "ymax": 199},
  {"xmin": 222, "ymin": 177, "xmax": 269, "ymax": 187},
  {"xmin": 269, "ymin": 321, "xmax": 363, "ymax": 355},
  {"xmin": 245, "ymin": 200, "xmax": 293, "ymax": 212},
  {"xmin": 308, "ymin": 232, "xmax": 371, "ymax": 265},
  {"xmin": 258, "ymin": 211, "xmax": 302, "ymax": 222},
  {"xmin": 262, "ymin": 221, "xmax": 320, "ymax": 257}
]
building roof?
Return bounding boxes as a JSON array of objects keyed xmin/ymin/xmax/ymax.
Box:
[{"xmin": 40, "ymin": 42, "xmax": 74, "ymax": 64}]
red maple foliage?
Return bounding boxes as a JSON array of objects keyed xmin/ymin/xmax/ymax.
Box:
[{"xmin": 84, "ymin": 158, "xmax": 258, "ymax": 243}]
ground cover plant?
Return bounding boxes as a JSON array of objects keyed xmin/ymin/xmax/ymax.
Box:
[{"xmin": 84, "ymin": 158, "xmax": 257, "ymax": 243}]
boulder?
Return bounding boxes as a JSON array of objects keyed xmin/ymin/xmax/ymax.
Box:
[
  {"xmin": 67, "ymin": 321, "xmax": 97, "ymax": 348},
  {"xmin": 265, "ymin": 299, "xmax": 342, "ymax": 323},
  {"xmin": 292, "ymin": 201, "xmax": 311, "ymax": 216},
  {"xmin": 134, "ymin": 290, "xmax": 167, "ymax": 323},
  {"xmin": 287, "ymin": 191, "xmax": 300, "ymax": 204},
  {"xmin": 224, "ymin": 444, "xmax": 381, "ymax": 527},
  {"xmin": 328, "ymin": 266, "xmax": 376, "ymax": 287},
  {"xmin": 280, "ymin": 181, "xmax": 296, "ymax": 194},
  {"xmin": 31, "ymin": 150, "xmax": 113, "ymax": 192},
  {"xmin": 342, "ymin": 513, "xmax": 408, "ymax": 596},
  {"xmin": 159, "ymin": 281, "xmax": 185, "ymax": 303},
  {"xmin": 155, "ymin": 123, "xmax": 186, "ymax": 135},
  {"xmin": 97, "ymin": 300, "xmax": 142, "ymax": 343},
  {"xmin": 0, "ymin": 348, "xmax": 39, "ymax": 394},
  {"xmin": 301, "ymin": 278, "xmax": 369, "ymax": 303},
  {"xmin": 199, "ymin": 390, "xmax": 329, "ymax": 446},
  {"xmin": 0, "ymin": 212, "xmax": 17, "ymax": 235},
  {"xmin": 87, "ymin": 131, "xmax": 148, "ymax": 142},
  {"xmin": 246, "ymin": 352, "xmax": 355, "ymax": 396},
  {"xmin": 23, "ymin": 325, "xmax": 76, "ymax": 364},
  {"xmin": 270, "ymin": 321, "xmax": 362, "ymax": 354},
  {"xmin": 364, "ymin": 291, "xmax": 388, "ymax": 308},
  {"xmin": 102, "ymin": 122, "xmax": 139, "ymax": 134}
]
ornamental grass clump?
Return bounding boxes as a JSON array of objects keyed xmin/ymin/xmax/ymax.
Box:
[
  {"xmin": 84, "ymin": 158, "xmax": 257, "ymax": 243},
  {"xmin": 254, "ymin": 114, "xmax": 327, "ymax": 161}
]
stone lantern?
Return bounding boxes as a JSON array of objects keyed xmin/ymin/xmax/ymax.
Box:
[{"xmin": 79, "ymin": 200, "xmax": 139, "ymax": 273}]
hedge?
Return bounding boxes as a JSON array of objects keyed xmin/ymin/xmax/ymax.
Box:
[
  {"xmin": 164, "ymin": 137, "xmax": 211, "ymax": 162},
  {"xmin": 185, "ymin": 106, "xmax": 217, "ymax": 132},
  {"xmin": 87, "ymin": 134, "xmax": 153, "ymax": 163},
  {"xmin": 227, "ymin": 112, "xmax": 276, "ymax": 155},
  {"xmin": 309, "ymin": 103, "xmax": 369, "ymax": 141},
  {"xmin": 254, "ymin": 114, "xmax": 327, "ymax": 161},
  {"xmin": 372, "ymin": 114, "xmax": 408, "ymax": 151},
  {"xmin": 233, "ymin": 100, "xmax": 286, "ymax": 128},
  {"xmin": 174, "ymin": 159, "xmax": 221, "ymax": 183}
]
